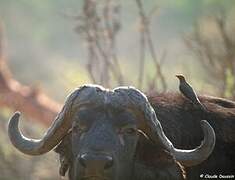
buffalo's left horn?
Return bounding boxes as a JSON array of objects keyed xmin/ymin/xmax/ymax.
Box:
[
  {"xmin": 145, "ymin": 107, "xmax": 215, "ymax": 167},
  {"xmin": 116, "ymin": 86, "xmax": 215, "ymax": 167},
  {"xmin": 8, "ymin": 90, "xmax": 79, "ymax": 155},
  {"xmin": 115, "ymin": 87, "xmax": 215, "ymax": 167},
  {"xmin": 171, "ymin": 120, "xmax": 215, "ymax": 167}
]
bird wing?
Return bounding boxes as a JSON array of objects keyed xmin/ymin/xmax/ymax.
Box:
[{"xmin": 180, "ymin": 82, "xmax": 200, "ymax": 103}]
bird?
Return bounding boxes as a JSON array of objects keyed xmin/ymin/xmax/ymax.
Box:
[{"xmin": 176, "ymin": 74, "xmax": 207, "ymax": 112}]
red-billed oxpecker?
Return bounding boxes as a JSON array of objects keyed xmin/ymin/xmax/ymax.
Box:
[{"xmin": 176, "ymin": 74, "xmax": 207, "ymax": 112}]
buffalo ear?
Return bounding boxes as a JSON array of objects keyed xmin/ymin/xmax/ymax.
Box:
[
  {"xmin": 135, "ymin": 133, "xmax": 172, "ymax": 167},
  {"xmin": 135, "ymin": 133, "xmax": 185, "ymax": 178},
  {"xmin": 54, "ymin": 132, "xmax": 72, "ymax": 176}
]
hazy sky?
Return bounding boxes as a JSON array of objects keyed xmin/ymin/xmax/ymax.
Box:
[{"xmin": 0, "ymin": 0, "xmax": 234, "ymax": 100}]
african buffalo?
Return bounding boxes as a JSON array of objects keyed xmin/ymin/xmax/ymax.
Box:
[{"xmin": 8, "ymin": 85, "xmax": 215, "ymax": 180}]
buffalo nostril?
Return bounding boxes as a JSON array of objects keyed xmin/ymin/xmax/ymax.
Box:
[
  {"xmin": 78, "ymin": 153, "xmax": 113, "ymax": 170},
  {"xmin": 104, "ymin": 156, "xmax": 113, "ymax": 169},
  {"xmin": 79, "ymin": 154, "xmax": 87, "ymax": 168}
]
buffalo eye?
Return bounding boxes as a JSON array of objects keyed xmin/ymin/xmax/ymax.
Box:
[
  {"xmin": 119, "ymin": 125, "xmax": 137, "ymax": 135},
  {"xmin": 72, "ymin": 124, "xmax": 87, "ymax": 134},
  {"xmin": 124, "ymin": 127, "xmax": 136, "ymax": 135}
]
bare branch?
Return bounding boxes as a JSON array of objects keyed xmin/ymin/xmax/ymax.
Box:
[
  {"xmin": 136, "ymin": 0, "xmax": 167, "ymax": 92},
  {"xmin": 0, "ymin": 19, "xmax": 61, "ymax": 126},
  {"xmin": 185, "ymin": 12, "xmax": 235, "ymax": 98}
]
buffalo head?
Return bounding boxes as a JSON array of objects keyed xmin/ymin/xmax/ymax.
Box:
[{"xmin": 8, "ymin": 85, "xmax": 215, "ymax": 180}]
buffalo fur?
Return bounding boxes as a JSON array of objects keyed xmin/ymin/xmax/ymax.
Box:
[
  {"xmin": 148, "ymin": 93, "xmax": 235, "ymax": 179},
  {"xmin": 54, "ymin": 131, "xmax": 185, "ymax": 180},
  {"xmin": 54, "ymin": 92, "xmax": 235, "ymax": 180}
]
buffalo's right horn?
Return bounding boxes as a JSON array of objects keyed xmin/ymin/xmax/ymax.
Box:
[{"xmin": 8, "ymin": 89, "xmax": 79, "ymax": 155}]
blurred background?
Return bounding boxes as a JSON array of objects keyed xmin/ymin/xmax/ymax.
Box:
[{"xmin": 0, "ymin": 0, "xmax": 235, "ymax": 179}]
